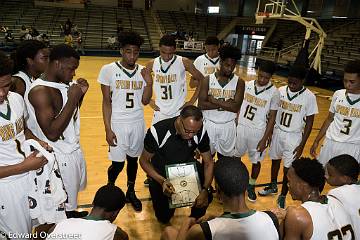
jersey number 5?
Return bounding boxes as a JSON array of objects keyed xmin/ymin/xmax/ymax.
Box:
[
  {"xmin": 161, "ymin": 85, "xmax": 173, "ymax": 100},
  {"xmin": 340, "ymin": 118, "xmax": 352, "ymax": 135},
  {"xmin": 126, "ymin": 93, "xmax": 134, "ymax": 108},
  {"xmin": 244, "ymin": 105, "xmax": 257, "ymax": 121}
]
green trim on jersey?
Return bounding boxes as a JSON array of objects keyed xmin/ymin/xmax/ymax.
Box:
[
  {"xmin": 204, "ymin": 54, "xmax": 220, "ymax": 65},
  {"xmin": 0, "ymin": 103, "xmax": 11, "ymax": 121},
  {"xmin": 286, "ymin": 86, "xmax": 306, "ymax": 101},
  {"xmin": 159, "ymin": 55, "xmax": 177, "ymax": 73},
  {"xmin": 83, "ymin": 215, "xmax": 104, "ymax": 221},
  {"xmin": 115, "ymin": 62, "xmax": 139, "ymax": 78},
  {"xmin": 220, "ymin": 209, "xmax": 256, "ymax": 219},
  {"xmin": 254, "ymin": 82, "xmax": 273, "ymax": 95},
  {"xmin": 345, "ymin": 92, "xmax": 360, "ymax": 106}
]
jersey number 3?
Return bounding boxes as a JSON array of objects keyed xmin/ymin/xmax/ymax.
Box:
[{"xmin": 340, "ymin": 118, "xmax": 352, "ymax": 135}]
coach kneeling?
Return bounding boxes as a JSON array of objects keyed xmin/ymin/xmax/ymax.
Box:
[{"xmin": 140, "ymin": 106, "xmax": 213, "ymax": 224}]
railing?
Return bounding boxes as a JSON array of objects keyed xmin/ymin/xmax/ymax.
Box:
[
  {"xmin": 278, "ymin": 42, "xmax": 301, "ymax": 59},
  {"xmin": 257, "ymin": 47, "xmax": 277, "ymax": 61}
]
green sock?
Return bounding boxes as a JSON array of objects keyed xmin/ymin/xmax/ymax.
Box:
[{"xmin": 249, "ymin": 178, "xmax": 256, "ymax": 186}]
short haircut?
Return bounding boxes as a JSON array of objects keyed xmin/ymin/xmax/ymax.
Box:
[
  {"xmin": 119, "ymin": 31, "xmax": 144, "ymax": 48},
  {"xmin": 0, "ymin": 51, "xmax": 13, "ymax": 77},
  {"xmin": 13, "ymin": 40, "xmax": 46, "ymax": 73},
  {"xmin": 180, "ymin": 105, "xmax": 203, "ymax": 121},
  {"xmin": 292, "ymin": 158, "xmax": 325, "ymax": 190},
  {"xmin": 344, "ymin": 59, "xmax": 360, "ymax": 75},
  {"xmin": 259, "ymin": 60, "xmax": 276, "ymax": 75},
  {"xmin": 49, "ymin": 44, "xmax": 80, "ymax": 62},
  {"xmin": 159, "ymin": 35, "xmax": 176, "ymax": 48},
  {"xmin": 288, "ymin": 65, "xmax": 307, "ymax": 79},
  {"xmin": 214, "ymin": 157, "xmax": 249, "ymax": 197},
  {"xmin": 205, "ymin": 36, "xmax": 219, "ymax": 46},
  {"xmin": 93, "ymin": 185, "xmax": 126, "ymax": 212},
  {"xmin": 328, "ymin": 154, "xmax": 359, "ymax": 181},
  {"xmin": 219, "ymin": 45, "xmax": 241, "ymax": 61}
]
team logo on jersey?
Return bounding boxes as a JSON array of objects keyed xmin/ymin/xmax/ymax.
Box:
[
  {"xmin": 28, "ymin": 196, "xmax": 37, "ymax": 209},
  {"xmin": 36, "ymin": 167, "xmax": 44, "ymax": 176}
]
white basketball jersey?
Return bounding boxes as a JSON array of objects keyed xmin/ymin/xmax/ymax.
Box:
[
  {"xmin": 153, "ymin": 55, "xmax": 186, "ymax": 115},
  {"xmin": 48, "ymin": 218, "xmax": 117, "ymax": 240},
  {"xmin": 275, "ymin": 86, "xmax": 318, "ymax": 132},
  {"xmin": 193, "ymin": 54, "xmax": 219, "ymax": 76},
  {"xmin": 25, "ymin": 79, "xmax": 80, "ymax": 154},
  {"xmin": 326, "ymin": 89, "xmax": 360, "ymax": 144},
  {"xmin": 98, "ymin": 62, "xmax": 147, "ymax": 123},
  {"xmin": 203, "ymin": 73, "xmax": 238, "ymax": 123},
  {"xmin": 207, "ymin": 211, "xmax": 279, "ymax": 240},
  {"xmin": 328, "ymin": 183, "xmax": 360, "ymax": 239},
  {"xmin": 238, "ymin": 80, "xmax": 279, "ymax": 130},
  {"xmin": 13, "ymin": 71, "xmax": 33, "ymax": 92},
  {"xmin": 302, "ymin": 201, "xmax": 354, "ymax": 240},
  {"xmin": 0, "ymin": 92, "xmax": 27, "ymax": 181}
]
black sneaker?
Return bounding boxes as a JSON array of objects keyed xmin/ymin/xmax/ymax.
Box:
[
  {"xmin": 126, "ymin": 190, "xmax": 142, "ymax": 212},
  {"xmin": 258, "ymin": 185, "xmax": 278, "ymax": 196},
  {"xmin": 66, "ymin": 210, "xmax": 89, "ymax": 218},
  {"xmin": 247, "ymin": 184, "xmax": 257, "ymax": 202}
]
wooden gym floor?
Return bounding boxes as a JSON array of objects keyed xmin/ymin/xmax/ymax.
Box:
[{"xmin": 75, "ymin": 56, "xmax": 334, "ymax": 240}]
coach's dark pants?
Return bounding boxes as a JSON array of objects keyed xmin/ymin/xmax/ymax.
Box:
[{"xmin": 149, "ymin": 160, "xmax": 213, "ymax": 224}]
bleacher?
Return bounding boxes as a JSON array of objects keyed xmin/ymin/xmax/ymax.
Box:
[{"xmin": 262, "ymin": 18, "xmax": 360, "ymax": 76}]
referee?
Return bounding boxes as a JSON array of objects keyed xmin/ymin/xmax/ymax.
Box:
[{"xmin": 140, "ymin": 106, "xmax": 213, "ymax": 224}]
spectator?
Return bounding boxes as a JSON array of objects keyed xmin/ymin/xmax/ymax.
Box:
[
  {"xmin": 75, "ymin": 32, "xmax": 85, "ymax": 55},
  {"xmin": 19, "ymin": 25, "xmax": 29, "ymax": 41},
  {"xmin": 64, "ymin": 33, "xmax": 73, "ymax": 47},
  {"xmin": 107, "ymin": 36, "xmax": 116, "ymax": 49},
  {"xmin": 64, "ymin": 18, "xmax": 72, "ymax": 35}
]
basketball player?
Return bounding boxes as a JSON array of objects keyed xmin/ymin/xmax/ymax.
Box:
[
  {"xmin": 325, "ymin": 154, "xmax": 360, "ymax": 238},
  {"xmin": 161, "ymin": 157, "xmax": 279, "ymax": 240},
  {"xmin": 98, "ymin": 31, "xmax": 152, "ymax": 212},
  {"xmin": 11, "ymin": 40, "xmax": 49, "ymax": 97},
  {"xmin": 198, "ymin": 45, "xmax": 244, "ymax": 159},
  {"xmin": 310, "ymin": 60, "xmax": 360, "ymax": 165},
  {"xmin": 235, "ymin": 60, "xmax": 279, "ymax": 202},
  {"xmin": 283, "ymin": 158, "xmax": 354, "ymax": 240},
  {"xmin": 47, "ymin": 185, "xmax": 128, "ymax": 240},
  {"xmin": 146, "ymin": 34, "xmax": 204, "ymax": 125},
  {"xmin": 190, "ymin": 36, "xmax": 220, "ymax": 89},
  {"xmin": 0, "ymin": 51, "xmax": 48, "ymax": 238},
  {"xmin": 258, "ymin": 65, "xmax": 318, "ymax": 209},
  {"xmin": 25, "ymin": 44, "xmax": 88, "ymax": 218}
]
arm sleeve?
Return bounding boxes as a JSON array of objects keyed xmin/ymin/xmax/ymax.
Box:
[
  {"xmin": 270, "ymin": 89, "xmax": 280, "ymax": 111},
  {"xmin": 306, "ymin": 92, "xmax": 319, "ymax": 116},
  {"xmin": 97, "ymin": 64, "xmax": 111, "ymax": 86},
  {"xmin": 197, "ymin": 130, "xmax": 210, "ymax": 153},
  {"xmin": 144, "ymin": 128, "xmax": 159, "ymax": 154},
  {"xmin": 193, "ymin": 57, "xmax": 201, "ymax": 72},
  {"xmin": 329, "ymin": 91, "xmax": 338, "ymax": 113}
]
